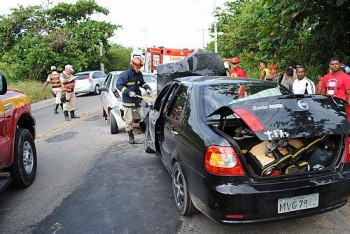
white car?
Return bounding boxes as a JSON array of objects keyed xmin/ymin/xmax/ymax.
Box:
[
  {"xmin": 99, "ymin": 71, "xmax": 156, "ymax": 134},
  {"xmin": 74, "ymin": 70, "xmax": 106, "ymax": 95}
]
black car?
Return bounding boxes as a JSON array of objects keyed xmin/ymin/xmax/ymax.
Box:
[{"xmin": 144, "ymin": 76, "xmax": 350, "ymax": 224}]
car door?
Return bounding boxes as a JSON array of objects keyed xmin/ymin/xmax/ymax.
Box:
[
  {"xmin": 148, "ymin": 83, "xmax": 174, "ymax": 152},
  {"xmin": 159, "ymin": 85, "xmax": 188, "ymax": 169},
  {"xmin": 100, "ymin": 73, "xmax": 112, "ymax": 111},
  {"xmin": 0, "ymin": 98, "xmax": 10, "ymax": 166}
]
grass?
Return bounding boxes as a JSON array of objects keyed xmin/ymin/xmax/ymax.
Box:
[{"xmin": 8, "ymin": 80, "xmax": 54, "ymax": 103}]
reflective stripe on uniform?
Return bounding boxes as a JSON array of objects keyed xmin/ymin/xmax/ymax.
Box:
[
  {"xmin": 123, "ymin": 102, "xmax": 136, "ymax": 107},
  {"xmin": 121, "ymin": 87, "xmax": 127, "ymax": 93}
]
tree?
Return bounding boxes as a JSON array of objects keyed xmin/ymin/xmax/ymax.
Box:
[{"xmin": 0, "ymin": 0, "xmax": 122, "ymax": 81}]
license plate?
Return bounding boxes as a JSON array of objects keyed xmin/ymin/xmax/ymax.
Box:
[{"xmin": 278, "ymin": 193, "xmax": 319, "ymax": 214}]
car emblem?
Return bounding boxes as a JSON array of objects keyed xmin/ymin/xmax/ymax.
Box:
[{"xmin": 297, "ymin": 100, "xmax": 309, "ymax": 110}]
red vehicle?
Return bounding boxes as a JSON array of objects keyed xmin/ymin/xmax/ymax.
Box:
[
  {"xmin": 0, "ymin": 72, "xmax": 37, "ymax": 192},
  {"xmin": 132, "ymin": 47, "xmax": 194, "ymax": 73}
]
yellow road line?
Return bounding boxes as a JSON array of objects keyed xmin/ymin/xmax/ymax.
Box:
[{"xmin": 35, "ymin": 106, "xmax": 101, "ymax": 142}]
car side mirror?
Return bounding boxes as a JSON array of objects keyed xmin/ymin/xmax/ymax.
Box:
[{"xmin": 0, "ymin": 72, "xmax": 8, "ymax": 95}]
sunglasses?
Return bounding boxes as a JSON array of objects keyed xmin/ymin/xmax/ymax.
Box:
[
  {"xmin": 232, "ymin": 63, "xmax": 238, "ymax": 65},
  {"xmin": 296, "ymin": 64, "xmax": 305, "ymax": 68}
]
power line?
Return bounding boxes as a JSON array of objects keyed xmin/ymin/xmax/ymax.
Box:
[{"xmin": 191, "ymin": 0, "xmax": 211, "ymax": 15}]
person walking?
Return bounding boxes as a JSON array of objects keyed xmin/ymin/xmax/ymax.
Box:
[
  {"xmin": 321, "ymin": 57, "xmax": 350, "ymax": 103},
  {"xmin": 230, "ymin": 57, "xmax": 247, "ymax": 78},
  {"xmin": 42, "ymin": 65, "xmax": 63, "ymax": 114},
  {"xmin": 60, "ymin": 64, "xmax": 79, "ymax": 121},
  {"xmin": 116, "ymin": 57, "xmax": 152, "ymax": 144},
  {"xmin": 292, "ymin": 64, "xmax": 315, "ymax": 94}
]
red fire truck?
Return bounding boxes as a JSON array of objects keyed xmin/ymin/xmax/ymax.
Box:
[{"xmin": 132, "ymin": 47, "xmax": 194, "ymax": 74}]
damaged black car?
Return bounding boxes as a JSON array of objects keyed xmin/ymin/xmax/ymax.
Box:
[{"xmin": 143, "ymin": 51, "xmax": 350, "ymax": 224}]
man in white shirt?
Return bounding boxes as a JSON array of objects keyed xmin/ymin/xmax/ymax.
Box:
[{"xmin": 292, "ymin": 65, "xmax": 315, "ymax": 94}]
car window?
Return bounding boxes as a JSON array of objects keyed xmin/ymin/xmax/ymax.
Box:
[
  {"xmin": 112, "ymin": 74, "xmax": 120, "ymax": 91},
  {"xmin": 143, "ymin": 74, "xmax": 156, "ymax": 84},
  {"xmin": 202, "ymin": 82, "xmax": 290, "ymax": 118},
  {"xmin": 166, "ymin": 85, "xmax": 188, "ymax": 121},
  {"xmin": 104, "ymin": 74, "xmax": 112, "ymax": 90},
  {"xmin": 75, "ymin": 73, "xmax": 89, "ymax": 80},
  {"xmin": 153, "ymin": 84, "xmax": 174, "ymax": 112}
]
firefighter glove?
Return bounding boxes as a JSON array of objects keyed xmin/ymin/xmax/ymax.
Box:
[{"xmin": 129, "ymin": 91, "xmax": 137, "ymax": 97}]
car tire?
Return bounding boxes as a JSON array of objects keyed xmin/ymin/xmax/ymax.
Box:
[
  {"xmin": 144, "ymin": 128, "xmax": 155, "ymax": 153},
  {"xmin": 7, "ymin": 128, "xmax": 37, "ymax": 188},
  {"xmin": 94, "ymin": 85, "xmax": 100, "ymax": 95},
  {"xmin": 172, "ymin": 162, "xmax": 198, "ymax": 215},
  {"xmin": 110, "ymin": 114, "xmax": 119, "ymax": 134}
]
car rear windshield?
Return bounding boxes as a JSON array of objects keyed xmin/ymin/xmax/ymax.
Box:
[
  {"xmin": 202, "ymin": 83, "xmax": 290, "ymax": 118},
  {"xmin": 74, "ymin": 73, "xmax": 89, "ymax": 80}
]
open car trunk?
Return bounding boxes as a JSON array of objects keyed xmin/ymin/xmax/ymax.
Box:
[{"xmin": 210, "ymin": 95, "xmax": 350, "ymax": 177}]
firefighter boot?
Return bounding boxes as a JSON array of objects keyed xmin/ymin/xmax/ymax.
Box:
[
  {"xmin": 128, "ymin": 130, "xmax": 135, "ymax": 144},
  {"xmin": 64, "ymin": 111, "xmax": 70, "ymax": 121},
  {"xmin": 70, "ymin": 110, "xmax": 80, "ymax": 118},
  {"xmin": 54, "ymin": 104, "xmax": 59, "ymax": 114}
]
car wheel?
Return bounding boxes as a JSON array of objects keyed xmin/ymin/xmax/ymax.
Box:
[
  {"xmin": 7, "ymin": 128, "xmax": 37, "ymax": 188},
  {"xmin": 172, "ymin": 162, "xmax": 198, "ymax": 215},
  {"xmin": 110, "ymin": 114, "xmax": 119, "ymax": 134},
  {"xmin": 94, "ymin": 85, "xmax": 100, "ymax": 95},
  {"xmin": 144, "ymin": 128, "xmax": 155, "ymax": 153}
]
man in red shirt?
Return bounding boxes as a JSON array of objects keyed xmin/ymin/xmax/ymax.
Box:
[
  {"xmin": 230, "ymin": 57, "xmax": 247, "ymax": 78},
  {"xmin": 321, "ymin": 57, "xmax": 350, "ymax": 103}
]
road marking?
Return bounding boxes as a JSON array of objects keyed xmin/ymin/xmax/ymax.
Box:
[{"xmin": 35, "ymin": 106, "xmax": 101, "ymax": 142}]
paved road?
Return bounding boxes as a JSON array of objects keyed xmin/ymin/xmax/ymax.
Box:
[{"xmin": 1, "ymin": 94, "xmax": 350, "ymax": 233}]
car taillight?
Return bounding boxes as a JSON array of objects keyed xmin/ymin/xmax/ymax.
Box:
[
  {"xmin": 205, "ymin": 146, "xmax": 245, "ymax": 176},
  {"xmin": 342, "ymin": 137, "xmax": 350, "ymax": 164}
]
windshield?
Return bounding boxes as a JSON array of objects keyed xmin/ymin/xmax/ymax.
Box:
[
  {"xmin": 143, "ymin": 74, "xmax": 156, "ymax": 84},
  {"xmin": 202, "ymin": 82, "xmax": 290, "ymax": 119}
]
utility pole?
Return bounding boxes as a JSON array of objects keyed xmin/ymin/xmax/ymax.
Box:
[
  {"xmin": 198, "ymin": 29, "xmax": 207, "ymax": 49},
  {"xmin": 99, "ymin": 41, "xmax": 104, "ymax": 72}
]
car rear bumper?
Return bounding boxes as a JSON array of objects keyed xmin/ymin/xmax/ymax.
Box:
[{"xmin": 190, "ymin": 171, "xmax": 350, "ymax": 224}]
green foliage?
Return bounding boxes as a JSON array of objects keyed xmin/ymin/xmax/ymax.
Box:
[
  {"xmin": 8, "ymin": 80, "xmax": 53, "ymax": 103},
  {"xmin": 104, "ymin": 44, "xmax": 132, "ymax": 72},
  {"xmin": 0, "ymin": 0, "xmax": 123, "ymax": 82},
  {"xmin": 210, "ymin": 0, "xmax": 350, "ymax": 76}
]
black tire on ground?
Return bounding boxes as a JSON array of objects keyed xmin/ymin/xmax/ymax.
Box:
[
  {"xmin": 110, "ymin": 114, "xmax": 119, "ymax": 134},
  {"xmin": 7, "ymin": 128, "xmax": 37, "ymax": 188},
  {"xmin": 144, "ymin": 128, "xmax": 155, "ymax": 153},
  {"xmin": 172, "ymin": 162, "xmax": 198, "ymax": 215},
  {"xmin": 94, "ymin": 85, "xmax": 100, "ymax": 95}
]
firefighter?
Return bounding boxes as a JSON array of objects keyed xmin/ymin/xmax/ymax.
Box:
[
  {"xmin": 60, "ymin": 64, "xmax": 79, "ymax": 121},
  {"xmin": 116, "ymin": 57, "xmax": 152, "ymax": 144},
  {"xmin": 42, "ymin": 65, "xmax": 63, "ymax": 114}
]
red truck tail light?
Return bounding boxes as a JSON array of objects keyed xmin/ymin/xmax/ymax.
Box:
[
  {"xmin": 205, "ymin": 146, "xmax": 245, "ymax": 176},
  {"xmin": 342, "ymin": 137, "xmax": 350, "ymax": 164}
]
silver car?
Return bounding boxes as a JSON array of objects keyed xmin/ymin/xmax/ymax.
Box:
[
  {"xmin": 74, "ymin": 70, "xmax": 106, "ymax": 95},
  {"xmin": 99, "ymin": 71, "xmax": 156, "ymax": 134}
]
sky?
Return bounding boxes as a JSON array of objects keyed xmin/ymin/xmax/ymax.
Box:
[{"xmin": 0, "ymin": 0, "xmax": 228, "ymax": 50}]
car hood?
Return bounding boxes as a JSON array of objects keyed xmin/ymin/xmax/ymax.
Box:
[{"xmin": 211, "ymin": 95, "xmax": 350, "ymax": 141}]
